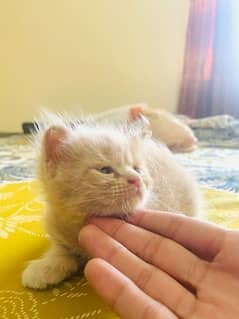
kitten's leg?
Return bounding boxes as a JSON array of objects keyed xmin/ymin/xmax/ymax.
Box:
[{"xmin": 22, "ymin": 244, "xmax": 79, "ymax": 289}]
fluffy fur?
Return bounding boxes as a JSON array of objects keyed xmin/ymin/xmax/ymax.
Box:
[{"xmin": 22, "ymin": 112, "xmax": 200, "ymax": 289}]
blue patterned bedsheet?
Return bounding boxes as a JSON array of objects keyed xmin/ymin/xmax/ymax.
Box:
[
  {"xmin": 0, "ymin": 134, "xmax": 239, "ymax": 194},
  {"xmin": 0, "ymin": 135, "xmax": 35, "ymax": 183},
  {"xmin": 175, "ymin": 147, "xmax": 239, "ymax": 193}
]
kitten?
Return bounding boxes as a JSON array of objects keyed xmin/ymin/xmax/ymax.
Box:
[
  {"xmin": 22, "ymin": 113, "xmax": 200, "ymax": 289},
  {"xmin": 141, "ymin": 108, "xmax": 198, "ymax": 152},
  {"xmin": 94, "ymin": 104, "xmax": 198, "ymax": 152}
]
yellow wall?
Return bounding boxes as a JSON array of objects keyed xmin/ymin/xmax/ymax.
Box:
[{"xmin": 0, "ymin": 0, "xmax": 189, "ymax": 132}]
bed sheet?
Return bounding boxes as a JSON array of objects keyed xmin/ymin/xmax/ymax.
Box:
[
  {"xmin": 175, "ymin": 146, "xmax": 239, "ymax": 193},
  {"xmin": 0, "ymin": 135, "xmax": 35, "ymax": 183}
]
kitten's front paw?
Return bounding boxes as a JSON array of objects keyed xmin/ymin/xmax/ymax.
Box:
[{"xmin": 22, "ymin": 256, "xmax": 78, "ymax": 289}]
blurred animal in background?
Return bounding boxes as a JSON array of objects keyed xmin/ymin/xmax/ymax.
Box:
[{"xmin": 95, "ymin": 104, "xmax": 198, "ymax": 152}]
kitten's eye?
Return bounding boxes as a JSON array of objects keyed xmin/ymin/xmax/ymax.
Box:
[
  {"xmin": 98, "ymin": 166, "xmax": 114, "ymax": 174},
  {"xmin": 134, "ymin": 166, "xmax": 141, "ymax": 173}
]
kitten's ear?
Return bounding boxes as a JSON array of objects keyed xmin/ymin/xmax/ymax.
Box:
[
  {"xmin": 44, "ymin": 126, "xmax": 69, "ymax": 162},
  {"xmin": 129, "ymin": 104, "xmax": 148, "ymax": 121},
  {"xmin": 130, "ymin": 105, "xmax": 143, "ymax": 120},
  {"xmin": 137, "ymin": 114, "xmax": 152, "ymax": 139}
]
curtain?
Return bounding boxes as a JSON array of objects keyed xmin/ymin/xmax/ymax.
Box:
[{"xmin": 178, "ymin": 0, "xmax": 239, "ymax": 118}]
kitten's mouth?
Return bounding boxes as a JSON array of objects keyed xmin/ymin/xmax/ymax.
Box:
[
  {"xmin": 128, "ymin": 185, "xmax": 143, "ymax": 199},
  {"xmin": 136, "ymin": 188, "xmax": 143, "ymax": 198}
]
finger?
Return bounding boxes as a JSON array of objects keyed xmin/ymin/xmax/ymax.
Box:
[
  {"xmin": 87, "ymin": 217, "xmax": 208, "ymax": 289},
  {"xmin": 130, "ymin": 210, "xmax": 226, "ymax": 260},
  {"xmin": 80, "ymin": 225, "xmax": 196, "ymax": 318},
  {"xmin": 85, "ymin": 259, "xmax": 178, "ymax": 319}
]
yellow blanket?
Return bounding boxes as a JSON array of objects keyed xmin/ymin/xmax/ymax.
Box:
[{"xmin": 0, "ymin": 181, "xmax": 239, "ymax": 319}]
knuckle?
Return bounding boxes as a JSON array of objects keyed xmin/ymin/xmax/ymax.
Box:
[
  {"xmin": 110, "ymin": 281, "xmax": 129, "ymax": 310},
  {"xmin": 106, "ymin": 243, "xmax": 124, "ymax": 263},
  {"xmin": 110, "ymin": 220, "xmax": 127, "ymax": 238},
  {"xmin": 136, "ymin": 266, "xmax": 154, "ymax": 291},
  {"xmin": 186, "ymin": 258, "xmax": 209, "ymax": 287},
  {"xmin": 141, "ymin": 235, "xmax": 164, "ymax": 263},
  {"xmin": 134, "ymin": 210, "xmax": 148, "ymax": 225},
  {"xmin": 141, "ymin": 302, "xmax": 161, "ymax": 319},
  {"xmin": 185, "ymin": 258, "xmax": 198, "ymax": 283},
  {"xmin": 167, "ymin": 216, "xmax": 184, "ymax": 239},
  {"xmin": 173, "ymin": 290, "xmax": 196, "ymax": 318}
]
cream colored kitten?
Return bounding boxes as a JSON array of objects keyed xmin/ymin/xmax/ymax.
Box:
[
  {"xmin": 142, "ymin": 108, "xmax": 198, "ymax": 152},
  {"xmin": 22, "ymin": 114, "xmax": 200, "ymax": 289},
  {"xmin": 94, "ymin": 104, "xmax": 198, "ymax": 152}
]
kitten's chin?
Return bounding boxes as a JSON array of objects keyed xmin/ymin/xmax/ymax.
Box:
[
  {"xmin": 119, "ymin": 188, "xmax": 149, "ymax": 215},
  {"xmin": 95, "ymin": 191, "xmax": 148, "ymax": 218},
  {"xmin": 82, "ymin": 187, "xmax": 149, "ymax": 218}
]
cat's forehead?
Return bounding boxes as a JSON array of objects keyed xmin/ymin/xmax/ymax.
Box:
[{"xmin": 72, "ymin": 126, "xmax": 142, "ymax": 162}]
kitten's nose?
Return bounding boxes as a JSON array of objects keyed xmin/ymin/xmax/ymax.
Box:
[{"xmin": 127, "ymin": 177, "xmax": 140, "ymax": 188}]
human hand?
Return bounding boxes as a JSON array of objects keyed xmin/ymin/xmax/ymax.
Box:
[{"xmin": 79, "ymin": 210, "xmax": 239, "ymax": 319}]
